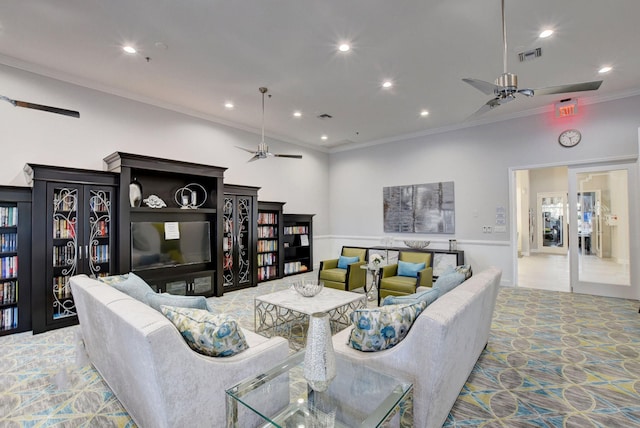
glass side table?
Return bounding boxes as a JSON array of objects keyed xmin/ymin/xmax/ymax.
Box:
[
  {"xmin": 226, "ymin": 351, "xmax": 413, "ymax": 427},
  {"xmin": 360, "ymin": 263, "xmax": 382, "ymax": 301}
]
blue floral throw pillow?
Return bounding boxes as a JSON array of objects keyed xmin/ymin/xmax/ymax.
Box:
[
  {"xmin": 348, "ymin": 301, "xmax": 426, "ymax": 352},
  {"xmin": 161, "ymin": 306, "xmax": 248, "ymax": 357}
]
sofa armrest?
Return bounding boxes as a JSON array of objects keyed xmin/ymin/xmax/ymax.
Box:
[
  {"xmin": 346, "ymin": 261, "xmax": 366, "ymax": 288},
  {"xmin": 319, "ymin": 259, "xmax": 339, "ymax": 270},
  {"xmin": 380, "ymin": 264, "xmax": 398, "ymax": 278},
  {"xmin": 417, "ymin": 267, "xmax": 433, "ymax": 287}
]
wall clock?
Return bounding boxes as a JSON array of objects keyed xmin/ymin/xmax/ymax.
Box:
[{"xmin": 558, "ymin": 129, "xmax": 581, "ymax": 147}]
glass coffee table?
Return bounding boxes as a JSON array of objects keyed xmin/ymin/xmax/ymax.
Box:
[
  {"xmin": 226, "ymin": 350, "xmax": 413, "ymax": 427},
  {"xmin": 255, "ymin": 287, "xmax": 366, "ymax": 350}
]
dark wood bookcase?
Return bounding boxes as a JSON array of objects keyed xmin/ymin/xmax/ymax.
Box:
[
  {"xmin": 222, "ymin": 184, "xmax": 259, "ymax": 292},
  {"xmin": 257, "ymin": 201, "xmax": 285, "ymax": 282},
  {"xmin": 26, "ymin": 164, "xmax": 118, "ymax": 333},
  {"xmin": 104, "ymin": 152, "xmax": 227, "ymax": 296},
  {"xmin": 0, "ymin": 186, "xmax": 32, "ymax": 336},
  {"xmin": 283, "ymin": 213, "xmax": 314, "ymax": 276}
]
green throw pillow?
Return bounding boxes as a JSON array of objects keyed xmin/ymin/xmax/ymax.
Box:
[
  {"xmin": 108, "ymin": 272, "xmax": 154, "ymax": 303},
  {"xmin": 348, "ymin": 301, "xmax": 426, "ymax": 352},
  {"xmin": 397, "ymin": 260, "xmax": 426, "ymax": 277},
  {"xmin": 146, "ymin": 292, "xmax": 212, "ymax": 312},
  {"xmin": 381, "ymin": 287, "xmax": 440, "ymax": 307},
  {"xmin": 337, "ymin": 255, "xmax": 360, "ymax": 269},
  {"xmin": 161, "ymin": 306, "xmax": 248, "ymax": 357}
]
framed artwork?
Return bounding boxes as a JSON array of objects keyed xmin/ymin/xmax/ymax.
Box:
[{"xmin": 383, "ymin": 181, "xmax": 455, "ymax": 233}]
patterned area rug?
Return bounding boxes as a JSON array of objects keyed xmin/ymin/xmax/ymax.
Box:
[{"xmin": 1, "ymin": 278, "xmax": 638, "ymax": 427}]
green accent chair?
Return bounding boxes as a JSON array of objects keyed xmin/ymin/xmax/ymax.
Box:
[
  {"xmin": 318, "ymin": 246, "xmax": 367, "ymax": 291},
  {"xmin": 378, "ymin": 251, "xmax": 433, "ymax": 305}
]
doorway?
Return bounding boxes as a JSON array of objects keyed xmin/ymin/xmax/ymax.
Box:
[{"xmin": 514, "ymin": 161, "xmax": 638, "ymax": 298}]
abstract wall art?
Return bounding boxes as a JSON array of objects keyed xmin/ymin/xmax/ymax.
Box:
[{"xmin": 383, "ymin": 181, "xmax": 455, "ymax": 233}]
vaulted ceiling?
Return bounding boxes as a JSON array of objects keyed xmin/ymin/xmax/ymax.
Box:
[{"xmin": 1, "ymin": 0, "xmax": 639, "ymax": 151}]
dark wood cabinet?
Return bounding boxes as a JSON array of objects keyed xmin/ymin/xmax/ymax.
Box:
[
  {"xmin": 257, "ymin": 201, "xmax": 285, "ymax": 282},
  {"xmin": 283, "ymin": 214, "xmax": 314, "ymax": 276},
  {"xmin": 26, "ymin": 165, "xmax": 117, "ymax": 333},
  {"xmin": 0, "ymin": 186, "xmax": 32, "ymax": 336},
  {"xmin": 104, "ymin": 152, "xmax": 226, "ymax": 296},
  {"xmin": 222, "ymin": 185, "xmax": 258, "ymax": 291}
]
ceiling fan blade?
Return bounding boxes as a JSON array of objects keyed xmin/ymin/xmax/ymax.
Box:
[
  {"xmin": 247, "ymin": 154, "xmax": 261, "ymax": 162},
  {"xmin": 235, "ymin": 146, "xmax": 258, "ymax": 154},
  {"xmin": 467, "ymin": 98, "xmax": 500, "ymax": 119},
  {"xmin": 462, "ymin": 78, "xmax": 500, "ymax": 95},
  {"xmin": 533, "ymin": 80, "xmax": 603, "ymax": 96},
  {"xmin": 273, "ymin": 154, "xmax": 303, "ymax": 159},
  {"xmin": 1, "ymin": 95, "xmax": 80, "ymax": 118}
]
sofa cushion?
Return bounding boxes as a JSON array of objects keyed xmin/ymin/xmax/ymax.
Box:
[
  {"xmin": 381, "ymin": 287, "xmax": 440, "ymax": 307},
  {"xmin": 160, "ymin": 306, "xmax": 248, "ymax": 357},
  {"xmin": 397, "ymin": 260, "xmax": 425, "ymax": 277},
  {"xmin": 434, "ymin": 267, "xmax": 466, "ymax": 294},
  {"xmin": 107, "ymin": 272, "xmax": 154, "ymax": 303},
  {"xmin": 379, "ymin": 275, "xmax": 418, "ymax": 294},
  {"xmin": 146, "ymin": 292, "xmax": 211, "ymax": 312},
  {"xmin": 337, "ymin": 255, "xmax": 359, "ymax": 269},
  {"xmin": 348, "ymin": 301, "xmax": 426, "ymax": 352}
]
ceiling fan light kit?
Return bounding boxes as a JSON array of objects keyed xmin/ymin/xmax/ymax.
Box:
[
  {"xmin": 236, "ymin": 87, "xmax": 302, "ymax": 162},
  {"xmin": 462, "ymin": 0, "xmax": 603, "ymax": 118}
]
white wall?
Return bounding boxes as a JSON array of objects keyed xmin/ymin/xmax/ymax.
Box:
[
  {"xmin": 1, "ymin": 64, "xmax": 331, "ymax": 239},
  {"xmin": 329, "ymin": 95, "xmax": 640, "ymax": 285}
]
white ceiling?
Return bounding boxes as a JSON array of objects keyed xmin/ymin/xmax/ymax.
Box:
[{"xmin": 1, "ymin": 0, "xmax": 640, "ymax": 152}]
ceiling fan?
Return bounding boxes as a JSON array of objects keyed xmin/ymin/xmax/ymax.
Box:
[
  {"xmin": 462, "ymin": 0, "xmax": 602, "ymax": 117},
  {"xmin": 1, "ymin": 94, "xmax": 80, "ymax": 118},
  {"xmin": 236, "ymin": 87, "xmax": 302, "ymax": 162}
]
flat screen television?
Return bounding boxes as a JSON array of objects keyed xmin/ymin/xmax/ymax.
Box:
[{"xmin": 131, "ymin": 221, "xmax": 211, "ymax": 271}]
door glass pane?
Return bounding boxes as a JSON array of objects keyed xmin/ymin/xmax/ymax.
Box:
[
  {"xmin": 52, "ymin": 187, "xmax": 78, "ymax": 319},
  {"xmin": 223, "ymin": 197, "xmax": 234, "ymax": 287},
  {"xmin": 237, "ymin": 196, "xmax": 252, "ymax": 285},
  {"xmin": 89, "ymin": 189, "xmax": 112, "ymax": 278},
  {"xmin": 577, "ymin": 169, "xmax": 630, "ymax": 285}
]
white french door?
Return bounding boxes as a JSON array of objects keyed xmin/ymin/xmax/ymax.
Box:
[{"xmin": 568, "ymin": 162, "xmax": 638, "ymax": 299}]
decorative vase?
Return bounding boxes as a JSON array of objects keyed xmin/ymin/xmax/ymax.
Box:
[
  {"xmin": 129, "ymin": 178, "xmax": 142, "ymax": 208},
  {"xmin": 304, "ymin": 312, "xmax": 336, "ymax": 392}
]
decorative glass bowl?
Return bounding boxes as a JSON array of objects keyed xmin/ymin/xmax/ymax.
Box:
[
  {"xmin": 403, "ymin": 240, "xmax": 431, "ymax": 249},
  {"xmin": 293, "ymin": 280, "xmax": 324, "ymax": 297}
]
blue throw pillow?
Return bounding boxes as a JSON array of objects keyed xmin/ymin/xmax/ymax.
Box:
[
  {"xmin": 109, "ymin": 272, "xmax": 155, "ymax": 303},
  {"xmin": 146, "ymin": 292, "xmax": 212, "ymax": 312},
  {"xmin": 337, "ymin": 255, "xmax": 360, "ymax": 269},
  {"xmin": 382, "ymin": 287, "xmax": 440, "ymax": 307},
  {"xmin": 433, "ymin": 270, "xmax": 466, "ymax": 294},
  {"xmin": 397, "ymin": 260, "xmax": 426, "ymax": 277}
]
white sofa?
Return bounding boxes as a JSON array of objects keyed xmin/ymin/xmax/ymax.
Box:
[
  {"xmin": 70, "ymin": 274, "xmax": 290, "ymax": 428},
  {"xmin": 332, "ymin": 266, "xmax": 502, "ymax": 428}
]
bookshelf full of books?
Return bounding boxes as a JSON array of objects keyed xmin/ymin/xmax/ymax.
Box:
[
  {"xmin": 0, "ymin": 186, "xmax": 32, "ymax": 336},
  {"xmin": 283, "ymin": 213, "xmax": 314, "ymax": 277},
  {"xmin": 257, "ymin": 201, "xmax": 284, "ymax": 282},
  {"xmin": 26, "ymin": 164, "xmax": 117, "ymax": 334}
]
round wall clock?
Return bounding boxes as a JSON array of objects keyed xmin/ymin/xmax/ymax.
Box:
[{"xmin": 558, "ymin": 129, "xmax": 581, "ymax": 147}]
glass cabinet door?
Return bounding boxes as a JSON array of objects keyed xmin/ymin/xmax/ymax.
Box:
[
  {"xmin": 51, "ymin": 186, "xmax": 79, "ymax": 320},
  {"xmin": 236, "ymin": 196, "xmax": 252, "ymax": 287},
  {"xmin": 88, "ymin": 188, "xmax": 114, "ymax": 278},
  {"xmin": 223, "ymin": 197, "xmax": 234, "ymax": 287}
]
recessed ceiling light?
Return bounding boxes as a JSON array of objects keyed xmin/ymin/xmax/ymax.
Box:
[
  {"xmin": 382, "ymin": 80, "xmax": 393, "ymax": 89},
  {"xmin": 338, "ymin": 43, "xmax": 351, "ymax": 52},
  {"xmin": 539, "ymin": 29, "xmax": 554, "ymax": 38},
  {"xmin": 293, "ymin": 111, "xmax": 302, "ymax": 118},
  {"xmin": 598, "ymin": 66, "xmax": 613, "ymax": 74},
  {"xmin": 224, "ymin": 102, "xmax": 234, "ymax": 109},
  {"xmin": 122, "ymin": 45, "xmax": 137, "ymax": 54},
  {"xmin": 321, "ymin": 135, "xmax": 328, "ymax": 140},
  {"xmin": 420, "ymin": 110, "xmax": 429, "ymax": 117}
]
